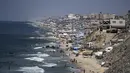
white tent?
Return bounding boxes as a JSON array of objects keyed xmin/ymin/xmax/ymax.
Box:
[
  {"xmin": 94, "ymin": 52, "xmax": 103, "ymax": 56},
  {"xmin": 63, "ymin": 33, "xmax": 68, "ymax": 36},
  {"xmin": 105, "ymin": 47, "xmax": 113, "ymax": 52},
  {"xmin": 73, "ymin": 50, "xmax": 79, "ymax": 54}
]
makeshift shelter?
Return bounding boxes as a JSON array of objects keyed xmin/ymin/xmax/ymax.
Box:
[
  {"xmin": 86, "ymin": 42, "xmax": 94, "ymax": 48},
  {"xmin": 94, "ymin": 51, "xmax": 103, "ymax": 59},
  {"xmin": 82, "ymin": 50, "xmax": 93, "ymax": 56},
  {"xmin": 94, "ymin": 51, "xmax": 103, "ymax": 56},
  {"xmin": 73, "ymin": 47, "xmax": 80, "ymax": 50},
  {"xmin": 63, "ymin": 33, "xmax": 68, "ymax": 36},
  {"xmin": 71, "ymin": 46, "xmax": 80, "ymax": 54},
  {"xmin": 105, "ymin": 47, "xmax": 113, "ymax": 52},
  {"xmin": 73, "ymin": 50, "xmax": 79, "ymax": 54}
]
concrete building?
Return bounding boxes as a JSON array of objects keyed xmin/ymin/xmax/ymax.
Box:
[
  {"xmin": 89, "ymin": 13, "xmax": 99, "ymax": 19},
  {"xmin": 86, "ymin": 13, "xmax": 116, "ymax": 20},
  {"xmin": 103, "ymin": 14, "xmax": 116, "ymax": 19},
  {"xmin": 83, "ymin": 15, "xmax": 89, "ymax": 19},
  {"xmin": 110, "ymin": 19, "xmax": 126, "ymax": 28},
  {"xmin": 68, "ymin": 14, "xmax": 75, "ymax": 19},
  {"xmin": 124, "ymin": 10, "xmax": 130, "ymax": 28},
  {"xmin": 90, "ymin": 19, "xmax": 100, "ymax": 25}
]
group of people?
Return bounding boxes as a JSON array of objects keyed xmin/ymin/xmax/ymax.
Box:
[{"xmin": 70, "ymin": 58, "xmax": 77, "ymax": 63}]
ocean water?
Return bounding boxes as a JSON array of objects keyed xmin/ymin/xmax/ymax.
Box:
[{"xmin": 0, "ymin": 21, "xmax": 79, "ymax": 73}]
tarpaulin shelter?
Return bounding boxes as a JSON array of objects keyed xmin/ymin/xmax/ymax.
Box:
[{"xmin": 73, "ymin": 47, "xmax": 80, "ymax": 50}]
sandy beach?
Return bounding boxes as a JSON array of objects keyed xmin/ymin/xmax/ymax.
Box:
[{"xmin": 59, "ymin": 38, "xmax": 108, "ymax": 73}]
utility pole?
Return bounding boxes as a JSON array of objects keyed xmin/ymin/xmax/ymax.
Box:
[
  {"xmin": 99, "ymin": 12, "xmax": 102, "ymax": 35},
  {"xmin": 128, "ymin": 10, "xmax": 130, "ymax": 32},
  {"xmin": 125, "ymin": 10, "xmax": 130, "ymax": 37},
  {"xmin": 99, "ymin": 12, "xmax": 102, "ymax": 49}
]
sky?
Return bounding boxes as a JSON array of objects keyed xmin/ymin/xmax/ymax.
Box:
[{"xmin": 0, "ymin": 0, "xmax": 130, "ymax": 21}]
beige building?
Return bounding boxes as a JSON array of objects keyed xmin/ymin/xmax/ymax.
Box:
[
  {"xmin": 90, "ymin": 19, "xmax": 100, "ymax": 25},
  {"xmin": 86, "ymin": 13, "xmax": 116, "ymax": 20},
  {"xmin": 110, "ymin": 19, "xmax": 126, "ymax": 28},
  {"xmin": 103, "ymin": 14, "xmax": 116, "ymax": 19}
]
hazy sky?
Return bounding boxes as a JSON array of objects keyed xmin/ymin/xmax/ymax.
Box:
[{"xmin": 0, "ymin": 0, "xmax": 130, "ymax": 21}]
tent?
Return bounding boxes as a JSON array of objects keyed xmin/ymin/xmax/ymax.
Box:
[
  {"xmin": 105, "ymin": 47, "xmax": 113, "ymax": 52},
  {"xmin": 82, "ymin": 50, "xmax": 93, "ymax": 56},
  {"xmin": 73, "ymin": 47, "xmax": 80, "ymax": 50},
  {"xmin": 94, "ymin": 52, "xmax": 103, "ymax": 56},
  {"xmin": 63, "ymin": 33, "xmax": 68, "ymax": 36},
  {"xmin": 73, "ymin": 50, "xmax": 79, "ymax": 54}
]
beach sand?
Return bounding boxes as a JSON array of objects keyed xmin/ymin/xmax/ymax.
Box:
[
  {"xmin": 59, "ymin": 38, "xmax": 107, "ymax": 73},
  {"xmin": 66, "ymin": 50, "xmax": 107, "ymax": 73}
]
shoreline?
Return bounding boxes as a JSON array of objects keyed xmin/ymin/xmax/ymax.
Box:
[{"xmin": 59, "ymin": 38, "xmax": 107, "ymax": 73}]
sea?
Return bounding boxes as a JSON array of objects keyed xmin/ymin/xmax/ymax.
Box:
[{"xmin": 0, "ymin": 21, "xmax": 80, "ymax": 73}]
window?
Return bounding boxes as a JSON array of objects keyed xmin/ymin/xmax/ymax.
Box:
[
  {"xmin": 103, "ymin": 21, "xmax": 110, "ymax": 24},
  {"xmin": 112, "ymin": 21, "xmax": 116, "ymax": 23},
  {"xmin": 119, "ymin": 21, "xmax": 123, "ymax": 24}
]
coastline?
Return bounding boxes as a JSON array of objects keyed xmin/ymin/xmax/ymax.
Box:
[{"xmin": 59, "ymin": 38, "xmax": 107, "ymax": 73}]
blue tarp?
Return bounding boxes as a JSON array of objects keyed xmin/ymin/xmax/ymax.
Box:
[{"xmin": 73, "ymin": 47, "xmax": 79, "ymax": 50}]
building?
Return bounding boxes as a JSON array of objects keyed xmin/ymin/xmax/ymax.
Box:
[
  {"xmin": 110, "ymin": 19, "xmax": 126, "ymax": 28},
  {"xmin": 124, "ymin": 10, "xmax": 130, "ymax": 28},
  {"xmin": 103, "ymin": 14, "xmax": 116, "ymax": 19},
  {"xmin": 90, "ymin": 19, "xmax": 100, "ymax": 25},
  {"xmin": 89, "ymin": 13, "xmax": 99, "ymax": 19},
  {"xmin": 68, "ymin": 14, "xmax": 79, "ymax": 19}
]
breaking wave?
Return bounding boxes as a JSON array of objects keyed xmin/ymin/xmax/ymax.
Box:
[
  {"xmin": 17, "ymin": 66, "xmax": 45, "ymax": 73},
  {"xmin": 45, "ymin": 49, "xmax": 56, "ymax": 52},
  {"xmin": 25, "ymin": 57, "xmax": 44, "ymax": 62},
  {"xmin": 34, "ymin": 47, "xmax": 43, "ymax": 49},
  {"xmin": 42, "ymin": 63, "xmax": 57, "ymax": 67},
  {"xmin": 21, "ymin": 53, "xmax": 49, "ymax": 57},
  {"xmin": 29, "ymin": 37, "xmax": 45, "ymax": 39}
]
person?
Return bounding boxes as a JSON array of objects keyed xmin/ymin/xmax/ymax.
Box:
[
  {"xmin": 75, "ymin": 59, "xmax": 77, "ymax": 63},
  {"xmin": 76, "ymin": 53, "xmax": 79, "ymax": 57},
  {"xmin": 51, "ymin": 66, "xmax": 54, "ymax": 68},
  {"xmin": 73, "ymin": 58, "xmax": 76, "ymax": 62},
  {"xmin": 60, "ymin": 50, "xmax": 63, "ymax": 53},
  {"xmin": 124, "ymin": 44, "xmax": 127, "ymax": 50},
  {"xmin": 92, "ymin": 71, "xmax": 94, "ymax": 73},
  {"xmin": 64, "ymin": 63, "xmax": 67, "ymax": 67},
  {"xmin": 89, "ymin": 70, "xmax": 92, "ymax": 72},
  {"xmin": 83, "ymin": 69, "xmax": 85, "ymax": 73}
]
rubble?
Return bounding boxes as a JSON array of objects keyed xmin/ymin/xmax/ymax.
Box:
[{"xmin": 103, "ymin": 37, "xmax": 130, "ymax": 73}]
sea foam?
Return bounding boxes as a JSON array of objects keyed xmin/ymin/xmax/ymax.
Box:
[
  {"xmin": 17, "ymin": 66, "xmax": 45, "ymax": 73},
  {"xmin": 45, "ymin": 49, "xmax": 56, "ymax": 52},
  {"xmin": 22, "ymin": 52, "xmax": 49, "ymax": 57},
  {"xmin": 42, "ymin": 63, "xmax": 57, "ymax": 67},
  {"xmin": 25, "ymin": 57, "xmax": 44, "ymax": 62},
  {"xmin": 34, "ymin": 47, "xmax": 43, "ymax": 49}
]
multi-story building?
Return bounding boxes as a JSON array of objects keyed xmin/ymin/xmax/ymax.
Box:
[
  {"xmin": 102, "ymin": 19, "xmax": 126, "ymax": 29},
  {"xmin": 90, "ymin": 19, "xmax": 100, "ymax": 25},
  {"xmin": 103, "ymin": 14, "xmax": 116, "ymax": 19},
  {"xmin": 109, "ymin": 19, "xmax": 126, "ymax": 28}
]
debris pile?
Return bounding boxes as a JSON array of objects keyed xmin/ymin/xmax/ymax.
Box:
[{"xmin": 103, "ymin": 37, "xmax": 130, "ymax": 73}]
